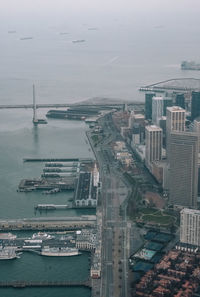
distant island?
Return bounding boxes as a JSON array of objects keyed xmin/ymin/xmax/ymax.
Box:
[{"xmin": 181, "ymin": 61, "xmax": 200, "ymax": 70}]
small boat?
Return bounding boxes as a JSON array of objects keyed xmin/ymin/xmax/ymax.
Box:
[{"xmin": 72, "ymin": 39, "xmax": 85, "ymax": 43}]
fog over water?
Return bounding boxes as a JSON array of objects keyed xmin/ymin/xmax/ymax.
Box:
[{"xmin": 0, "ymin": 0, "xmax": 200, "ymax": 103}]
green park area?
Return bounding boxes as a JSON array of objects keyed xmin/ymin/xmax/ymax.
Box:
[{"xmin": 136, "ymin": 208, "xmax": 177, "ymax": 226}]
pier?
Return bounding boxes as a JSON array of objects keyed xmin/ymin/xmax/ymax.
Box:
[
  {"xmin": 0, "ymin": 216, "xmax": 96, "ymax": 231},
  {"xmin": 139, "ymin": 77, "xmax": 200, "ymax": 93},
  {"xmin": 0, "ymin": 280, "xmax": 91, "ymax": 288},
  {"xmin": 23, "ymin": 157, "xmax": 93, "ymax": 162}
]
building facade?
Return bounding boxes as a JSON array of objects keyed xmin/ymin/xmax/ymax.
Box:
[
  {"xmin": 180, "ymin": 208, "xmax": 200, "ymax": 246},
  {"xmin": 169, "ymin": 132, "xmax": 198, "ymax": 208},
  {"xmin": 191, "ymin": 91, "xmax": 200, "ymax": 121},
  {"xmin": 145, "ymin": 93, "xmax": 155, "ymax": 120},
  {"xmin": 166, "ymin": 106, "xmax": 185, "ymax": 134},
  {"xmin": 152, "ymin": 96, "xmax": 164, "ymax": 126},
  {"xmin": 176, "ymin": 93, "xmax": 185, "ymax": 109},
  {"xmin": 145, "ymin": 125, "xmax": 163, "ymax": 170}
]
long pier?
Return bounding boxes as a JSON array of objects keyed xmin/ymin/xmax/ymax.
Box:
[
  {"xmin": 23, "ymin": 157, "xmax": 93, "ymax": 162},
  {"xmin": 0, "ymin": 216, "xmax": 96, "ymax": 231},
  {"xmin": 0, "ymin": 280, "xmax": 91, "ymax": 288}
]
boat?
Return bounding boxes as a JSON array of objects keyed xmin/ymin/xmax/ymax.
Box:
[
  {"xmin": 20, "ymin": 37, "xmax": 33, "ymax": 40},
  {"xmin": 42, "ymin": 188, "xmax": 60, "ymax": 195},
  {"xmin": 181, "ymin": 61, "xmax": 200, "ymax": 70},
  {"xmin": 72, "ymin": 39, "xmax": 85, "ymax": 43},
  {"xmin": 0, "ymin": 246, "xmax": 19, "ymax": 260},
  {"xmin": 41, "ymin": 246, "xmax": 80, "ymax": 257},
  {"xmin": 35, "ymin": 204, "xmax": 68, "ymax": 210},
  {"xmin": 33, "ymin": 119, "xmax": 48, "ymax": 125},
  {"xmin": 0, "ymin": 233, "xmax": 17, "ymax": 240},
  {"xmin": 32, "ymin": 232, "xmax": 54, "ymax": 240}
]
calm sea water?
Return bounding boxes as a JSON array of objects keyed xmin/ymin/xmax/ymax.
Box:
[{"xmin": 1, "ymin": 8, "xmax": 200, "ymax": 296}]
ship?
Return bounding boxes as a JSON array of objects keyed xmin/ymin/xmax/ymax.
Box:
[
  {"xmin": 181, "ymin": 61, "xmax": 200, "ymax": 70},
  {"xmin": 20, "ymin": 37, "xmax": 33, "ymax": 40},
  {"xmin": 41, "ymin": 246, "xmax": 80, "ymax": 256},
  {"xmin": 0, "ymin": 233, "xmax": 17, "ymax": 240},
  {"xmin": 35, "ymin": 204, "xmax": 68, "ymax": 210},
  {"xmin": 0, "ymin": 246, "xmax": 19, "ymax": 260},
  {"xmin": 32, "ymin": 232, "xmax": 54, "ymax": 240},
  {"xmin": 72, "ymin": 39, "xmax": 85, "ymax": 43}
]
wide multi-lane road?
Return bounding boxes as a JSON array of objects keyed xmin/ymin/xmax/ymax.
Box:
[{"xmin": 93, "ymin": 114, "xmax": 131, "ymax": 297}]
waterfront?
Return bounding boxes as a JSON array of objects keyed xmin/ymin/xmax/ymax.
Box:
[
  {"xmin": 0, "ymin": 110, "xmax": 93, "ymax": 296},
  {"xmin": 1, "ymin": 3, "xmax": 200, "ymax": 296}
]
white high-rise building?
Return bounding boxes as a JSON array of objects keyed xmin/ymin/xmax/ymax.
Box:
[
  {"xmin": 166, "ymin": 106, "xmax": 185, "ymax": 134},
  {"xmin": 145, "ymin": 125, "xmax": 163, "ymax": 170},
  {"xmin": 152, "ymin": 96, "xmax": 164, "ymax": 126},
  {"xmin": 180, "ymin": 208, "xmax": 200, "ymax": 246}
]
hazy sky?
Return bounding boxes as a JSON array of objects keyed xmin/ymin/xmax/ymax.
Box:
[
  {"xmin": 0, "ymin": 0, "xmax": 199, "ymax": 33},
  {"xmin": 1, "ymin": 0, "xmax": 199, "ymax": 17}
]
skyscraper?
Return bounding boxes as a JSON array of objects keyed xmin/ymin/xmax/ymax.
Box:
[
  {"xmin": 166, "ymin": 106, "xmax": 185, "ymax": 134},
  {"xmin": 176, "ymin": 93, "xmax": 185, "ymax": 109},
  {"xmin": 163, "ymin": 97, "xmax": 173, "ymax": 116},
  {"xmin": 152, "ymin": 96, "xmax": 164, "ymax": 125},
  {"xmin": 166, "ymin": 106, "xmax": 185, "ymax": 156},
  {"xmin": 180, "ymin": 208, "xmax": 200, "ymax": 246},
  {"xmin": 145, "ymin": 125, "xmax": 163, "ymax": 170},
  {"xmin": 191, "ymin": 91, "xmax": 200, "ymax": 121},
  {"xmin": 169, "ymin": 131, "xmax": 198, "ymax": 208},
  {"xmin": 145, "ymin": 93, "xmax": 155, "ymax": 120}
]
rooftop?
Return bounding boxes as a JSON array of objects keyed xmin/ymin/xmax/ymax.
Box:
[
  {"xmin": 180, "ymin": 208, "xmax": 200, "ymax": 216},
  {"xmin": 145, "ymin": 125, "xmax": 162, "ymax": 132},
  {"xmin": 167, "ymin": 106, "xmax": 185, "ymax": 112}
]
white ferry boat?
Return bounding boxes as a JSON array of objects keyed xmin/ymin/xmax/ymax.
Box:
[
  {"xmin": 0, "ymin": 246, "xmax": 19, "ymax": 260},
  {"xmin": 41, "ymin": 246, "xmax": 80, "ymax": 257},
  {"xmin": 32, "ymin": 232, "xmax": 54, "ymax": 240},
  {"xmin": 0, "ymin": 233, "xmax": 17, "ymax": 240}
]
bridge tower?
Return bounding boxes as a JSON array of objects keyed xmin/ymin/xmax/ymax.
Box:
[
  {"xmin": 32, "ymin": 84, "xmax": 38, "ymax": 125},
  {"xmin": 32, "ymin": 85, "xmax": 47, "ymax": 125}
]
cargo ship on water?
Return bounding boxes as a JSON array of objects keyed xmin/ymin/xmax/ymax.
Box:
[
  {"xmin": 72, "ymin": 39, "xmax": 85, "ymax": 43},
  {"xmin": 41, "ymin": 246, "xmax": 80, "ymax": 257},
  {"xmin": 181, "ymin": 61, "xmax": 200, "ymax": 70}
]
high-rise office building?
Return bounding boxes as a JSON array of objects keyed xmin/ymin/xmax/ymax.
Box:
[
  {"xmin": 152, "ymin": 96, "xmax": 164, "ymax": 125},
  {"xmin": 166, "ymin": 106, "xmax": 185, "ymax": 133},
  {"xmin": 193, "ymin": 117, "xmax": 200, "ymax": 152},
  {"xmin": 145, "ymin": 125, "xmax": 163, "ymax": 170},
  {"xmin": 163, "ymin": 97, "xmax": 173, "ymax": 116},
  {"xmin": 180, "ymin": 208, "xmax": 200, "ymax": 246},
  {"xmin": 176, "ymin": 93, "xmax": 185, "ymax": 109},
  {"xmin": 145, "ymin": 93, "xmax": 155, "ymax": 120},
  {"xmin": 191, "ymin": 91, "xmax": 200, "ymax": 121},
  {"xmin": 169, "ymin": 131, "xmax": 198, "ymax": 208},
  {"xmin": 166, "ymin": 106, "xmax": 186, "ymax": 156}
]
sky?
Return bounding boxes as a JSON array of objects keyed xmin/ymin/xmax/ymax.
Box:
[{"xmin": 1, "ymin": 0, "xmax": 199, "ymax": 18}]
